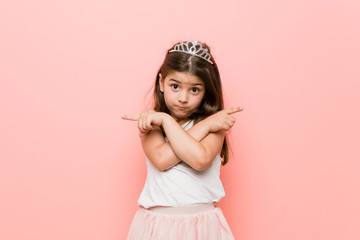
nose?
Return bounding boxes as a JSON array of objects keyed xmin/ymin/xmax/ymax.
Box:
[{"xmin": 178, "ymin": 91, "xmax": 189, "ymax": 103}]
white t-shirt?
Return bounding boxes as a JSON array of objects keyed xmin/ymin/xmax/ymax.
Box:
[{"xmin": 137, "ymin": 120, "xmax": 226, "ymax": 208}]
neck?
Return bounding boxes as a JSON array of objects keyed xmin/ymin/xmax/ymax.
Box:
[{"xmin": 176, "ymin": 118, "xmax": 191, "ymax": 125}]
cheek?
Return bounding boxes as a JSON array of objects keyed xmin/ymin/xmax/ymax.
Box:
[
  {"xmin": 193, "ymin": 94, "xmax": 205, "ymax": 106},
  {"xmin": 163, "ymin": 91, "xmax": 174, "ymax": 104}
]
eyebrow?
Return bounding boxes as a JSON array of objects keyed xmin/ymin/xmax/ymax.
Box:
[{"xmin": 169, "ymin": 78, "xmax": 204, "ymax": 86}]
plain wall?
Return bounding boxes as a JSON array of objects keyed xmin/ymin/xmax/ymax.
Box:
[{"xmin": 1, "ymin": 0, "xmax": 359, "ymax": 239}]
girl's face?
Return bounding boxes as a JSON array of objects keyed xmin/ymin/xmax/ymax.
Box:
[{"xmin": 159, "ymin": 71, "xmax": 205, "ymax": 124}]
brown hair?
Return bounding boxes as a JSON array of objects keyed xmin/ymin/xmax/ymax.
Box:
[{"xmin": 153, "ymin": 41, "xmax": 229, "ymax": 165}]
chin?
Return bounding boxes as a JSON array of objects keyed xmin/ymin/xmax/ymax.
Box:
[{"xmin": 172, "ymin": 114, "xmax": 189, "ymax": 121}]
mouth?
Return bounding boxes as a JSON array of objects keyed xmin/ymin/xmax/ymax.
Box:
[{"xmin": 175, "ymin": 106, "xmax": 187, "ymax": 111}]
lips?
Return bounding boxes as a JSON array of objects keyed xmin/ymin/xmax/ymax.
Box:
[{"xmin": 175, "ymin": 106, "xmax": 187, "ymax": 111}]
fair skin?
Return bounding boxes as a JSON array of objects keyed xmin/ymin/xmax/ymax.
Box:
[{"xmin": 122, "ymin": 71, "xmax": 243, "ymax": 171}]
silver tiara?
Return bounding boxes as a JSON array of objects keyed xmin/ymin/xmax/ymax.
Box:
[{"xmin": 169, "ymin": 40, "xmax": 213, "ymax": 64}]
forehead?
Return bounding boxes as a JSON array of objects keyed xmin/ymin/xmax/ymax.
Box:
[{"xmin": 165, "ymin": 71, "xmax": 204, "ymax": 86}]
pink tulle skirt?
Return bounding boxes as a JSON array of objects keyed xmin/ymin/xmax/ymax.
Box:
[{"xmin": 127, "ymin": 203, "xmax": 234, "ymax": 240}]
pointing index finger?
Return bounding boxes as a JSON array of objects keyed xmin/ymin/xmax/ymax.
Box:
[
  {"xmin": 225, "ymin": 107, "xmax": 244, "ymax": 115},
  {"xmin": 121, "ymin": 114, "xmax": 140, "ymax": 121}
]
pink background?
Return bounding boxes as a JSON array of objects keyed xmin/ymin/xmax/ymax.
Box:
[{"xmin": 1, "ymin": 0, "xmax": 359, "ymax": 239}]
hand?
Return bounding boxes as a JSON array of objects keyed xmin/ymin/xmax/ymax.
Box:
[
  {"xmin": 122, "ymin": 110, "xmax": 167, "ymax": 136},
  {"xmin": 204, "ymin": 107, "xmax": 243, "ymax": 133}
]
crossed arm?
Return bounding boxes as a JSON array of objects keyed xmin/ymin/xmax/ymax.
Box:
[{"xmin": 122, "ymin": 107, "xmax": 242, "ymax": 171}]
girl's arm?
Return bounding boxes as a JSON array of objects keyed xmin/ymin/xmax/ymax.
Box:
[
  {"xmin": 122, "ymin": 107, "xmax": 242, "ymax": 171},
  {"xmin": 140, "ymin": 117, "xmax": 217, "ymax": 171},
  {"xmin": 160, "ymin": 114, "xmax": 226, "ymax": 171}
]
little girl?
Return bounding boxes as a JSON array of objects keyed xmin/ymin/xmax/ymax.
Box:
[{"xmin": 122, "ymin": 40, "xmax": 242, "ymax": 239}]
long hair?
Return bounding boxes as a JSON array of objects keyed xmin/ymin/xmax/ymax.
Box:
[{"xmin": 153, "ymin": 41, "xmax": 229, "ymax": 165}]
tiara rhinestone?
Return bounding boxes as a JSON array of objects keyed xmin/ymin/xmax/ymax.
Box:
[{"xmin": 169, "ymin": 40, "xmax": 213, "ymax": 64}]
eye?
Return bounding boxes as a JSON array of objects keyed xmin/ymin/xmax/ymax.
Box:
[
  {"xmin": 171, "ymin": 84, "xmax": 179, "ymax": 90},
  {"xmin": 190, "ymin": 87, "xmax": 199, "ymax": 93}
]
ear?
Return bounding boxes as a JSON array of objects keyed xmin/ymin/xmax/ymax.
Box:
[{"xmin": 159, "ymin": 73, "xmax": 164, "ymax": 93}]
